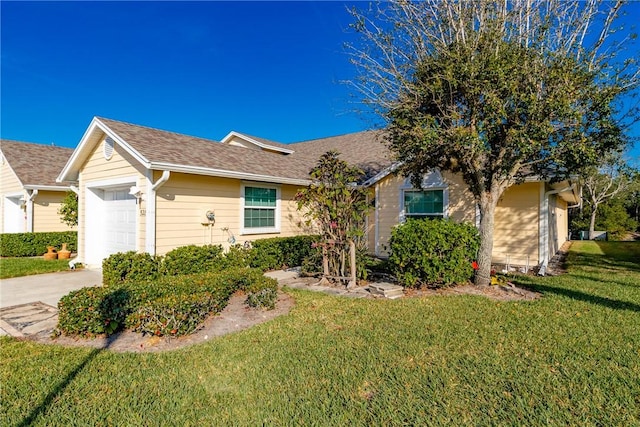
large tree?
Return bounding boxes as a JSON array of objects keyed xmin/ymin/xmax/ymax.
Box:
[{"xmin": 348, "ymin": 0, "xmax": 638, "ymax": 286}]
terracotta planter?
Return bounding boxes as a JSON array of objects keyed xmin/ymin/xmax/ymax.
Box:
[
  {"xmin": 58, "ymin": 243, "xmax": 71, "ymax": 260},
  {"xmin": 43, "ymin": 246, "xmax": 57, "ymax": 260}
]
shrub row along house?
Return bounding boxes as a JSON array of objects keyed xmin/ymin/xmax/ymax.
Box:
[
  {"xmin": 3, "ymin": 116, "xmax": 579, "ymax": 271},
  {"xmin": 0, "ymin": 140, "xmax": 74, "ymax": 233}
]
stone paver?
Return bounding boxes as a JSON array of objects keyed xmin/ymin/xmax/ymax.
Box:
[{"xmin": 0, "ymin": 302, "xmax": 57, "ymax": 338}]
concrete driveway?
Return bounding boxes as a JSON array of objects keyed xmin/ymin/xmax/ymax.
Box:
[
  {"xmin": 0, "ymin": 269, "xmax": 102, "ymax": 309},
  {"xmin": 0, "ymin": 269, "xmax": 102, "ymax": 338}
]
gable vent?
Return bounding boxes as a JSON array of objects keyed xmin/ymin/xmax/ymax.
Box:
[{"xmin": 103, "ymin": 137, "xmax": 114, "ymax": 160}]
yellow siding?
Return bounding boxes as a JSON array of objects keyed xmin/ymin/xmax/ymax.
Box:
[
  {"xmin": 375, "ymin": 175, "xmax": 401, "ymax": 255},
  {"xmin": 33, "ymin": 190, "xmax": 75, "ymax": 232},
  {"xmin": 442, "ymin": 171, "xmax": 476, "ymax": 223},
  {"xmin": 374, "ymin": 172, "xmax": 475, "ymax": 256},
  {"xmin": 155, "ymin": 173, "xmax": 307, "ymax": 255},
  {"xmin": 78, "ymin": 138, "xmax": 147, "ymax": 260},
  {"xmin": 493, "ymin": 182, "xmax": 541, "ymax": 266},
  {"xmin": 0, "ymin": 156, "xmax": 25, "ymax": 233},
  {"xmin": 552, "ymin": 196, "xmax": 569, "ymax": 254}
]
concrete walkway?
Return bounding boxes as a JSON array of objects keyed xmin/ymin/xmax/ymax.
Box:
[{"xmin": 0, "ymin": 269, "xmax": 102, "ymax": 337}]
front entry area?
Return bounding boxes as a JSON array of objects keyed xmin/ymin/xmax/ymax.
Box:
[{"xmin": 85, "ymin": 182, "xmax": 137, "ymax": 266}]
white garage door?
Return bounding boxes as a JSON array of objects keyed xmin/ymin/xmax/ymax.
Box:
[{"xmin": 104, "ymin": 189, "xmax": 136, "ymax": 255}]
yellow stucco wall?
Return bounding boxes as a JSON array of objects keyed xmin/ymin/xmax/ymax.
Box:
[
  {"xmin": 493, "ymin": 182, "xmax": 541, "ymax": 266},
  {"xmin": 78, "ymin": 137, "xmax": 147, "ymax": 260},
  {"xmin": 154, "ymin": 172, "xmax": 307, "ymax": 255},
  {"xmin": 33, "ymin": 190, "xmax": 75, "ymax": 232}
]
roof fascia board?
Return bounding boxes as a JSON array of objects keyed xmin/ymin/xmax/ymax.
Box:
[
  {"xmin": 149, "ymin": 162, "xmax": 310, "ymax": 186},
  {"xmin": 57, "ymin": 117, "xmax": 151, "ymax": 183},
  {"xmin": 221, "ymin": 131, "xmax": 294, "ymax": 154},
  {"xmin": 24, "ymin": 184, "xmax": 71, "ymax": 191},
  {"xmin": 362, "ymin": 163, "xmax": 401, "ymax": 187}
]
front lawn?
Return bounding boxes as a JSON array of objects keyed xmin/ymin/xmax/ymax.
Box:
[
  {"xmin": 1, "ymin": 241, "xmax": 639, "ymax": 426},
  {"xmin": 0, "ymin": 257, "xmax": 72, "ymax": 279}
]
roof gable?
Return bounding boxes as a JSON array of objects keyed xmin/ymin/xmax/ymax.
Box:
[
  {"xmin": 1, "ymin": 139, "xmax": 73, "ymax": 189},
  {"xmin": 220, "ymin": 131, "xmax": 294, "ymax": 154}
]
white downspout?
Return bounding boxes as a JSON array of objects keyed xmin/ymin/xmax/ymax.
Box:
[
  {"xmin": 538, "ymin": 183, "xmax": 577, "ymax": 276},
  {"xmin": 69, "ymin": 185, "xmax": 79, "ymax": 195},
  {"xmin": 145, "ymin": 170, "xmax": 170, "ymax": 254},
  {"xmin": 25, "ymin": 189, "xmax": 38, "ymax": 232}
]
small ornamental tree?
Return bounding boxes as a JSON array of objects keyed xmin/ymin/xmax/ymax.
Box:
[
  {"xmin": 296, "ymin": 151, "xmax": 372, "ymax": 285},
  {"xmin": 58, "ymin": 190, "xmax": 78, "ymax": 228}
]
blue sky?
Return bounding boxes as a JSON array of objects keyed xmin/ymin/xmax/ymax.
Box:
[{"xmin": 1, "ymin": 1, "xmax": 638, "ymax": 163}]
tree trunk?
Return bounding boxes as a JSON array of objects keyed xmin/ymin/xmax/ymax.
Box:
[
  {"xmin": 475, "ymin": 191, "xmax": 499, "ymax": 287},
  {"xmin": 589, "ymin": 204, "xmax": 598, "ymax": 240}
]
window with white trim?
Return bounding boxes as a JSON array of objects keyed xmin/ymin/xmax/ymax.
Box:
[
  {"xmin": 403, "ymin": 189, "xmax": 445, "ymax": 219},
  {"xmin": 242, "ymin": 185, "xmax": 280, "ymax": 234}
]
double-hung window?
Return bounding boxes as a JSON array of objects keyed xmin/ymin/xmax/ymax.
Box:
[
  {"xmin": 242, "ymin": 185, "xmax": 280, "ymax": 234},
  {"xmin": 403, "ymin": 189, "xmax": 445, "ymax": 219}
]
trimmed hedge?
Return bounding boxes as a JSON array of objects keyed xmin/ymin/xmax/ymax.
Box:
[
  {"xmin": 0, "ymin": 231, "xmax": 77, "ymax": 257},
  {"xmin": 101, "ymin": 236, "xmax": 319, "ymax": 286},
  {"xmin": 102, "ymin": 252, "xmax": 162, "ymax": 286},
  {"xmin": 250, "ymin": 235, "xmax": 320, "ymax": 271},
  {"xmin": 162, "ymin": 244, "xmax": 225, "ymax": 276},
  {"xmin": 57, "ymin": 268, "xmax": 278, "ymax": 338},
  {"xmin": 388, "ymin": 219, "xmax": 480, "ymax": 288}
]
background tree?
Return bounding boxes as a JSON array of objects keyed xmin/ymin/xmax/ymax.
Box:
[
  {"xmin": 580, "ymin": 153, "xmax": 632, "ymax": 239},
  {"xmin": 623, "ymin": 169, "xmax": 640, "ymax": 228},
  {"xmin": 347, "ymin": 0, "xmax": 638, "ymax": 285},
  {"xmin": 296, "ymin": 151, "xmax": 372, "ymax": 286},
  {"xmin": 58, "ymin": 190, "xmax": 78, "ymax": 228}
]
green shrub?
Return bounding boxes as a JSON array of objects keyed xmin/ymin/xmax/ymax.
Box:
[
  {"xmin": 221, "ymin": 244, "xmax": 252, "ymax": 269},
  {"xmin": 127, "ymin": 289, "xmax": 232, "ymax": 337},
  {"xmin": 250, "ymin": 235, "xmax": 319, "ymax": 271},
  {"xmin": 102, "ymin": 252, "xmax": 162, "ymax": 286},
  {"xmin": 388, "ymin": 219, "xmax": 480, "ymax": 288},
  {"xmin": 0, "ymin": 231, "xmax": 77, "ymax": 257},
  {"xmin": 244, "ymin": 276, "xmax": 279, "ymax": 310},
  {"xmin": 162, "ymin": 244, "xmax": 225, "ymax": 276},
  {"xmin": 57, "ymin": 268, "xmax": 274, "ymax": 337},
  {"xmin": 57, "ymin": 286, "xmax": 135, "ymax": 337}
]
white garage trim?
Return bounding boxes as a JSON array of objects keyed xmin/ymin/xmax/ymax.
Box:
[
  {"xmin": 3, "ymin": 192, "xmax": 25, "ymax": 233},
  {"xmin": 85, "ymin": 177, "xmax": 138, "ymax": 267}
]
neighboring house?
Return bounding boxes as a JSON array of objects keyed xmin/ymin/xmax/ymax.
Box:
[
  {"xmin": 58, "ymin": 117, "xmax": 579, "ymax": 270},
  {"xmin": 1, "ymin": 140, "xmax": 75, "ymax": 233}
]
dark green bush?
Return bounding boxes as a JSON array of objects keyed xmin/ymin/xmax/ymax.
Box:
[
  {"xmin": 57, "ymin": 268, "xmax": 274, "ymax": 338},
  {"xmin": 250, "ymin": 235, "xmax": 320, "ymax": 271},
  {"xmin": 388, "ymin": 219, "xmax": 480, "ymax": 288},
  {"xmin": 162, "ymin": 244, "xmax": 225, "ymax": 276},
  {"xmin": 102, "ymin": 252, "xmax": 162, "ymax": 286},
  {"xmin": 0, "ymin": 231, "xmax": 77, "ymax": 257},
  {"xmin": 57, "ymin": 285, "xmax": 135, "ymax": 337}
]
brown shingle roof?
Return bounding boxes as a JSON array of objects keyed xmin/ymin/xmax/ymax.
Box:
[
  {"xmin": 1, "ymin": 139, "xmax": 73, "ymax": 187},
  {"xmin": 289, "ymin": 130, "xmax": 392, "ymax": 180},
  {"xmin": 96, "ymin": 117, "xmax": 393, "ymax": 183},
  {"xmin": 97, "ymin": 118, "xmax": 313, "ymax": 182}
]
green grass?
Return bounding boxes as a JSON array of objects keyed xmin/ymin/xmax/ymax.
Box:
[
  {"xmin": 0, "ymin": 257, "xmax": 72, "ymax": 279},
  {"xmin": 1, "ymin": 241, "xmax": 639, "ymax": 426}
]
